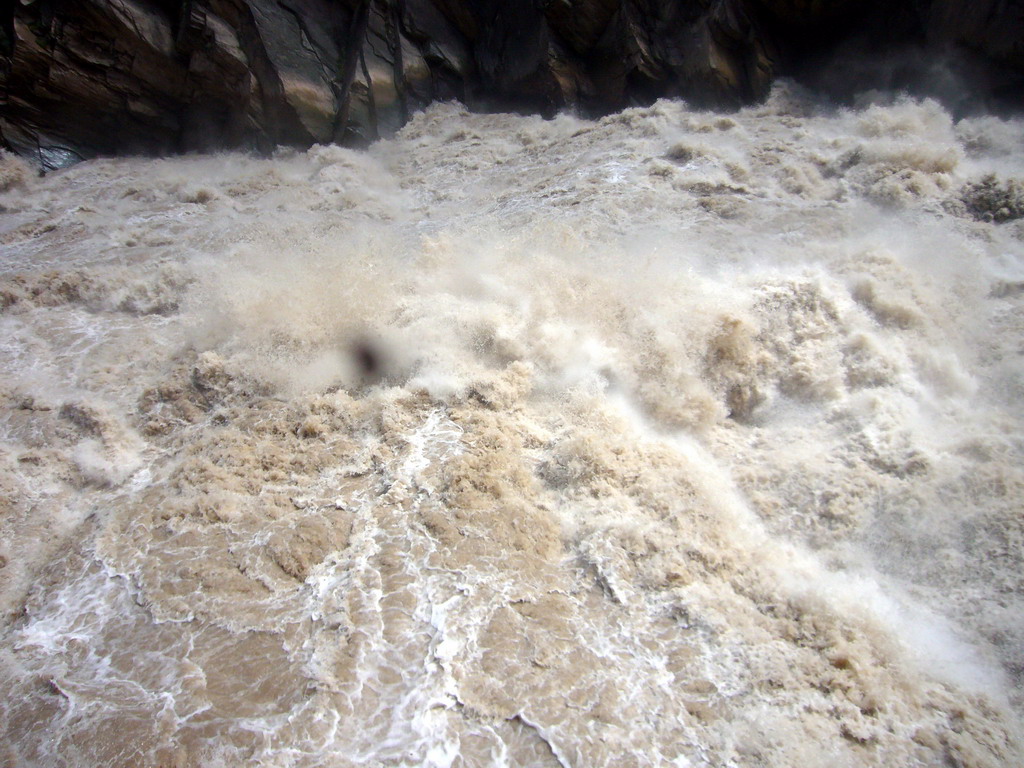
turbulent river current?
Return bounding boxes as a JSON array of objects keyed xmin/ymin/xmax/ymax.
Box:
[{"xmin": 1, "ymin": 85, "xmax": 1023, "ymax": 767}]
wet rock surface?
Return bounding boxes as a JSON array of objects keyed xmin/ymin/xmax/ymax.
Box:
[{"xmin": 2, "ymin": 1, "xmax": 1022, "ymax": 164}]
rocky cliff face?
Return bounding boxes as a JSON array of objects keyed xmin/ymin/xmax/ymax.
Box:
[
  {"xmin": 1, "ymin": 0, "xmax": 1021, "ymax": 167},
  {"xmin": 1, "ymin": 0, "xmax": 353, "ymax": 166}
]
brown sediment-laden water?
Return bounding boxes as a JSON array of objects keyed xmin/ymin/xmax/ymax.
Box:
[{"xmin": 1, "ymin": 85, "xmax": 1023, "ymax": 766}]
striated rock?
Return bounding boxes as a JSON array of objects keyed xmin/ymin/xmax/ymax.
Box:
[
  {"xmin": 0, "ymin": 1, "xmax": 303, "ymax": 162},
  {"xmin": 1, "ymin": 0, "xmax": 356, "ymax": 166},
  {"xmin": 1, "ymin": 1, "xmax": 1021, "ymax": 165}
]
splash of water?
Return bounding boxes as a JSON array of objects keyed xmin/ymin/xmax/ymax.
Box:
[{"xmin": 1, "ymin": 85, "xmax": 1023, "ymax": 766}]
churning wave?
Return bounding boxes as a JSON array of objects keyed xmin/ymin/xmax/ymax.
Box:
[{"xmin": 1, "ymin": 84, "xmax": 1023, "ymax": 766}]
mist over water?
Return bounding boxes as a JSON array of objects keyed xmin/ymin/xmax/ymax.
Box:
[{"xmin": 1, "ymin": 84, "xmax": 1023, "ymax": 766}]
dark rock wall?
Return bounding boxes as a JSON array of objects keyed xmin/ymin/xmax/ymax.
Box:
[
  {"xmin": 1, "ymin": 1, "xmax": 360, "ymax": 166},
  {"xmin": 1, "ymin": 0, "xmax": 1021, "ymax": 165}
]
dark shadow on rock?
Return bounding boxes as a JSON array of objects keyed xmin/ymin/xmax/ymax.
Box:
[{"xmin": 1, "ymin": 1, "xmax": 1021, "ymax": 165}]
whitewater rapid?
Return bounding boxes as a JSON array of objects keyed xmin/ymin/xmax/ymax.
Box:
[{"xmin": 1, "ymin": 84, "xmax": 1023, "ymax": 767}]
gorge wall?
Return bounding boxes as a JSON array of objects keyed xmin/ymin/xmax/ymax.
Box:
[{"xmin": 2, "ymin": 0, "xmax": 1023, "ymax": 167}]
